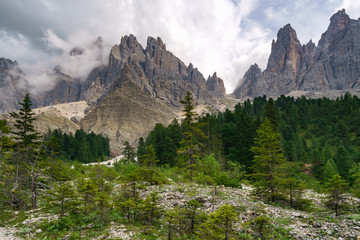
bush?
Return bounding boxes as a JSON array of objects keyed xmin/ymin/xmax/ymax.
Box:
[{"xmin": 216, "ymin": 172, "xmax": 242, "ymax": 188}]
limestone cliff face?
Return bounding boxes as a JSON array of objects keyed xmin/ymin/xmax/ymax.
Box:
[
  {"xmin": 39, "ymin": 34, "xmax": 223, "ymax": 109},
  {"xmin": 234, "ymin": 24, "xmax": 305, "ymax": 98},
  {"xmin": 35, "ymin": 67, "xmax": 83, "ymax": 107},
  {"xmin": 0, "ymin": 58, "xmax": 26, "ymax": 113},
  {"xmin": 103, "ymin": 35, "xmax": 219, "ymax": 107},
  {"xmin": 206, "ymin": 72, "xmax": 226, "ymax": 97},
  {"xmin": 234, "ymin": 9, "xmax": 360, "ymax": 98},
  {"xmin": 300, "ymin": 9, "xmax": 360, "ymax": 90}
]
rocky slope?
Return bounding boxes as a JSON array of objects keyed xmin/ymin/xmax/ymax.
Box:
[
  {"xmin": 234, "ymin": 9, "xmax": 360, "ymax": 98},
  {"xmin": 80, "ymin": 79, "xmax": 178, "ymax": 152},
  {"xmin": 5, "ymin": 182, "xmax": 360, "ymax": 239}
]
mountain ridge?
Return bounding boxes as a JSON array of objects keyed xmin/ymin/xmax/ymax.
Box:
[{"xmin": 233, "ymin": 9, "xmax": 360, "ymax": 99}]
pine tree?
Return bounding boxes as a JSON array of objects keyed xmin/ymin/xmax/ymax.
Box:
[
  {"xmin": 122, "ymin": 140, "xmax": 135, "ymax": 164},
  {"xmin": 142, "ymin": 144, "xmax": 159, "ymax": 184},
  {"xmin": 334, "ymin": 145, "xmax": 352, "ymax": 180},
  {"xmin": 322, "ymin": 158, "xmax": 339, "ymax": 181},
  {"xmin": 196, "ymin": 204, "xmax": 237, "ymax": 240},
  {"xmin": 10, "ymin": 94, "xmax": 42, "ymax": 209},
  {"xmin": 136, "ymin": 137, "xmax": 146, "ymax": 164},
  {"xmin": 44, "ymin": 135, "xmax": 61, "ymax": 186},
  {"xmin": 324, "ymin": 174, "xmax": 349, "ymax": 216},
  {"xmin": 10, "ymin": 94, "xmax": 41, "ymax": 146},
  {"xmin": 249, "ymin": 118, "xmax": 287, "ymax": 203},
  {"xmin": 178, "ymin": 91, "xmax": 205, "ymax": 180},
  {"xmin": 77, "ymin": 178, "xmax": 97, "ymax": 213},
  {"xmin": 48, "ymin": 182, "xmax": 78, "ymax": 219}
]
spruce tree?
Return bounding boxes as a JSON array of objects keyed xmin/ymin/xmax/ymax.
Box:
[
  {"xmin": 10, "ymin": 94, "xmax": 41, "ymax": 146},
  {"xmin": 324, "ymin": 174, "xmax": 349, "ymax": 216},
  {"xmin": 196, "ymin": 204, "xmax": 237, "ymax": 240},
  {"xmin": 178, "ymin": 91, "xmax": 205, "ymax": 180},
  {"xmin": 334, "ymin": 145, "xmax": 352, "ymax": 180},
  {"xmin": 122, "ymin": 140, "xmax": 135, "ymax": 164},
  {"xmin": 10, "ymin": 94, "xmax": 42, "ymax": 209},
  {"xmin": 136, "ymin": 137, "xmax": 146, "ymax": 164},
  {"xmin": 142, "ymin": 144, "xmax": 159, "ymax": 184},
  {"xmin": 249, "ymin": 118, "xmax": 287, "ymax": 203},
  {"xmin": 322, "ymin": 158, "xmax": 339, "ymax": 181}
]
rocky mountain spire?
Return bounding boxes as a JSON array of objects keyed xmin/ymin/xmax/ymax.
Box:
[
  {"xmin": 206, "ymin": 72, "xmax": 226, "ymax": 97},
  {"xmin": 234, "ymin": 9, "xmax": 360, "ymax": 99},
  {"xmin": 266, "ymin": 24, "xmax": 303, "ymax": 76},
  {"xmin": 317, "ymin": 9, "xmax": 352, "ymax": 55}
]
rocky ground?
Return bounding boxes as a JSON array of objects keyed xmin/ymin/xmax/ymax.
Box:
[
  {"xmin": 139, "ymin": 183, "xmax": 360, "ymax": 239},
  {"xmin": 2, "ymin": 181, "xmax": 360, "ymax": 239},
  {"xmin": 0, "ymin": 227, "xmax": 21, "ymax": 240}
]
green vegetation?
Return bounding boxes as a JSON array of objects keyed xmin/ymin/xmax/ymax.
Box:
[
  {"xmin": 1, "ymin": 92, "xmax": 360, "ymax": 239},
  {"xmin": 45, "ymin": 128, "xmax": 110, "ymax": 163}
]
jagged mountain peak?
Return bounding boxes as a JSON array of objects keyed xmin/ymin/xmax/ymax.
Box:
[
  {"xmin": 234, "ymin": 9, "xmax": 360, "ymax": 99},
  {"xmin": 206, "ymin": 72, "xmax": 226, "ymax": 97},
  {"xmin": 305, "ymin": 39, "xmax": 316, "ymax": 49},
  {"xmin": 329, "ymin": 9, "xmax": 350, "ymax": 29},
  {"xmin": 266, "ymin": 23, "xmax": 302, "ymax": 74},
  {"xmin": 0, "ymin": 57, "xmax": 18, "ymax": 69},
  {"xmin": 146, "ymin": 36, "xmax": 166, "ymax": 52}
]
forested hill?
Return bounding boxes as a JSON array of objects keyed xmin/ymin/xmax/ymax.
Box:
[{"xmin": 142, "ymin": 92, "xmax": 360, "ymax": 186}]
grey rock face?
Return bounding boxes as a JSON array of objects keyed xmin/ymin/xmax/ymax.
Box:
[
  {"xmin": 206, "ymin": 72, "xmax": 226, "ymax": 97},
  {"xmin": 2, "ymin": 34, "xmax": 225, "ymax": 112},
  {"xmin": 234, "ymin": 9, "xmax": 360, "ymax": 98},
  {"xmin": 100, "ymin": 34, "xmax": 219, "ymax": 107},
  {"xmin": 34, "ymin": 67, "xmax": 83, "ymax": 107},
  {"xmin": 0, "ymin": 58, "xmax": 26, "ymax": 113},
  {"xmin": 39, "ymin": 34, "xmax": 223, "ymax": 109}
]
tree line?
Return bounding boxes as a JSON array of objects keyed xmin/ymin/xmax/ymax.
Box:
[{"xmin": 44, "ymin": 128, "xmax": 110, "ymax": 163}]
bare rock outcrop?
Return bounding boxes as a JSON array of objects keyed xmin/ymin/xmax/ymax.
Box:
[
  {"xmin": 234, "ymin": 9, "xmax": 360, "ymax": 98},
  {"xmin": 206, "ymin": 72, "xmax": 226, "ymax": 97},
  {"xmin": 37, "ymin": 34, "xmax": 224, "ymax": 109},
  {"xmin": 0, "ymin": 58, "xmax": 26, "ymax": 113}
]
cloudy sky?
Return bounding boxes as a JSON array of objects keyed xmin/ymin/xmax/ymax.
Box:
[{"xmin": 1, "ymin": 0, "xmax": 360, "ymax": 93}]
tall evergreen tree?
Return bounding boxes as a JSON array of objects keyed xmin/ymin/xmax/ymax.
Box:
[
  {"xmin": 322, "ymin": 158, "xmax": 339, "ymax": 181},
  {"xmin": 178, "ymin": 91, "xmax": 205, "ymax": 180},
  {"xmin": 334, "ymin": 145, "xmax": 352, "ymax": 180},
  {"xmin": 10, "ymin": 94, "xmax": 41, "ymax": 146},
  {"xmin": 122, "ymin": 141, "xmax": 135, "ymax": 164},
  {"xmin": 137, "ymin": 137, "xmax": 146, "ymax": 164},
  {"xmin": 249, "ymin": 118, "xmax": 287, "ymax": 203},
  {"xmin": 324, "ymin": 174, "xmax": 349, "ymax": 216},
  {"xmin": 10, "ymin": 93, "xmax": 42, "ymax": 209}
]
